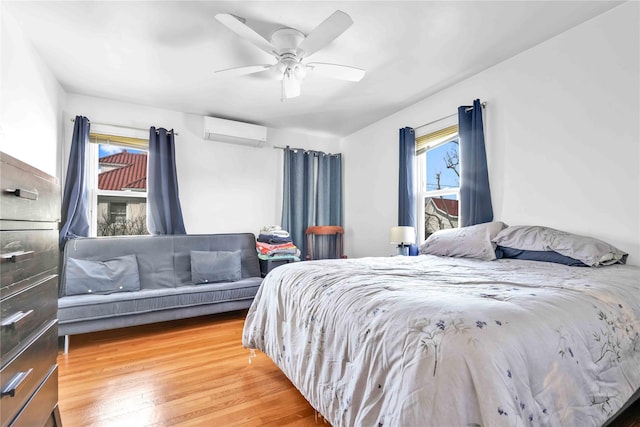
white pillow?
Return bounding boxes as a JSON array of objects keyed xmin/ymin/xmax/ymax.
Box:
[
  {"xmin": 419, "ymin": 221, "xmax": 507, "ymax": 261},
  {"xmin": 492, "ymin": 225, "xmax": 628, "ymax": 267}
]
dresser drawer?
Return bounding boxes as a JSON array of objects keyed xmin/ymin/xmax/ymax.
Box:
[
  {"xmin": 7, "ymin": 366, "xmax": 58, "ymax": 427},
  {"xmin": 1, "ymin": 228, "xmax": 59, "ymax": 299},
  {"xmin": 0, "ymin": 153, "xmax": 59, "ymax": 223},
  {"xmin": 0, "ymin": 322, "xmax": 57, "ymax": 427},
  {"xmin": 1, "ymin": 276, "xmax": 58, "ymax": 366}
]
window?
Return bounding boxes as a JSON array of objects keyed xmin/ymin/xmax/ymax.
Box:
[
  {"xmin": 108, "ymin": 202, "xmax": 126, "ymax": 223},
  {"xmin": 88, "ymin": 128, "xmax": 149, "ymax": 236},
  {"xmin": 416, "ymin": 123, "xmax": 460, "ymax": 241}
]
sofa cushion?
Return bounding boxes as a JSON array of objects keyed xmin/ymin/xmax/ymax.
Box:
[
  {"xmin": 65, "ymin": 255, "xmax": 141, "ymax": 296},
  {"xmin": 172, "ymin": 234, "xmax": 261, "ymax": 282},
  {"xmin": 62, "ymin": 236, "xmax": 177, "ymax": 293},
  {"xmin": 190, "ymin": 250, "xmax": 242, "ymax": 284},
  {"xmin": 61, "ymin": 234, "xmax": 261, "ymax": 295},
  {"xmin": 58, "ymin": 278, "xmax": 262, "ymax": 323}
]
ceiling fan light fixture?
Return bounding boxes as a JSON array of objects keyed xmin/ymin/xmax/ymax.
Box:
[
  {"xmin": 293, "ymin": 63, "xmax": 307, "ymax": 80},
  {"xmin": 273, "ymin": 62, "xmax": 286, "ymax": 80},
  {"xmin": 282, "ymin": 73, "xmax": 301, "ymax": 100}
]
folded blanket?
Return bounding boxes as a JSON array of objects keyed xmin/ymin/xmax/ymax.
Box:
[
  {"xmin": 259, "ymin": 225, "xmax": 290, "ymax": 237},
  {"xmin": 260, "ymin": 225, "xmax": 281, "ymax": 233},
  {"xmin": 258, "ymin": 233, "xmax": 293, "ymax": 244},
  {"xmin": 258, "ymin": 253, "xmax": 300, "ymax": 262},
  {"xmin": 256, "ymin": 241, "xmax": 299, "ymax": 256},
  {"xmin": 258, "ymin": 248, "xmax": 300, "ymax": 257}
]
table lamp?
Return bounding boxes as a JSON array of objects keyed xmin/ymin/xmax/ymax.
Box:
[{"xmin": 390, "ymin": 226, "xmax": 416, "ymax": 256}]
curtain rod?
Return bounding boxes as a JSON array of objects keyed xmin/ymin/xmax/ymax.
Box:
[
  {"xmin": 415, "ymin": 101, "xmax": 487, "ymax": 132},
  {"xmin": 273, "ymin": 145, "xmax": 340, "ymax": 157},
  {"xmin": 70, "ymin": 118, "xmax": 178, "ymax": 135}
]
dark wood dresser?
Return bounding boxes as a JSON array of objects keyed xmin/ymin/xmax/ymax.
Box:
[{"xmin": 1, "ymin": 152, "xmax": 62, "ymax": 427}]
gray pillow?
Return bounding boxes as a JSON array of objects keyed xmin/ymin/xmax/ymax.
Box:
[
  {"xmin": 419, "ymin": 221, "xmax": 507, "ymax": 261},
  {"xmin": 65, "ymin": 255, "xmax": 141, "ymax": 296},
  {"xmin": 492, "ymin": 226, "xmax": 628, "ymax": 267},
  {"xmin": 190, "ymin": 250, "xmax": 242, "ymax": 284}
]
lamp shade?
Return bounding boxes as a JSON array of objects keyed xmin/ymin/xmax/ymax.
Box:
[{"xmin": 389, "ymin": 226, "xmax": 416, "ymax": 245}]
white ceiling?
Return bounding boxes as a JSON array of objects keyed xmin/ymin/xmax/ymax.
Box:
[{"xmin": 3, "ymin": 1, "xmax": 622, "ymax": 138}]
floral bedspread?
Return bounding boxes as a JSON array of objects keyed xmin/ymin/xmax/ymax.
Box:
[{"xmin": 242, "ymin": 255, "xmax": 640, "ymax": 427}]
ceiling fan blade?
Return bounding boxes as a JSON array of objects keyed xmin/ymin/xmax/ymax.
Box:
[
  {"xmin": 260, "ymin": 63, "xmax": 286, "ymax": 80},
  {"xmin": 215, "ymin": 13, "xmax": 277, "ymax": 56},
  {"xmin": 297, "ymin": 10, "xmax": 353, "ymax": 58},
  {"xmin": 306, "ymin": 62, "xmax": 365, "ymax": 82},
  {"xmin": 215, "ymin": 65, "xmax": 272, "ymax": 76}
]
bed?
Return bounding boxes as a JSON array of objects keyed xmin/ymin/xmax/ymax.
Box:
[{"xmin": 242, "ymin": 225, "xmax": 640, "ymax": 427}]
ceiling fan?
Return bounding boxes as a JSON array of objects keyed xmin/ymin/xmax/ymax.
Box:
[{"xmin": 214, "ymin": 10, "xmax": 365, "ymax": 100}]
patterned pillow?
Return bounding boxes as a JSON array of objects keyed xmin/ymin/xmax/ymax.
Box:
[
  {"xmin": 492, "ymin": 226, "xmax": 627, "ymax": 267},
  {"xmin": 419, "ymin": 221, "xmax": 507, "ymax": 261}
]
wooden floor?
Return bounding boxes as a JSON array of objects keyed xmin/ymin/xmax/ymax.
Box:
[
  {"xmin": 57, "ymin": 311, "xmax": 321, "ymax": 427},
  {"xmin": 58, "ymin": 311, "xmax": 640, "ymax": 427}
]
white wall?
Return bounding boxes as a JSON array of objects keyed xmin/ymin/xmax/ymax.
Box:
[
  {"xmin": 65, "ymin": 94, "xmax": 340, "ymax": 236},
  {"xmin": 0, "ymin": 8, "xmax": 66, "ymax": 177},
  {"xmin": 342, "ymin": 2, "xmax": 640, "ymax": 265}
]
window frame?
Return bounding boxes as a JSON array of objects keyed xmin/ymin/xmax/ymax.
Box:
[
  {"xmin": 415, "ymin": 120, "xmax": 460, "ymax": 243},
  {"xmin": 87, "ymin": 124, "xmax": 149, "ymax": 237}
]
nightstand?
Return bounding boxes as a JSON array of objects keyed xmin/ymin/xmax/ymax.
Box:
[{"xmin": 259, "ymin": 258, "xmax": 297, "ymax": 277}]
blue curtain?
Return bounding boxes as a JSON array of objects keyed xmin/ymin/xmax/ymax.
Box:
[
  {"xmin": 398, "ymin": 127, "xmax": 418, "ymax": 255},
  {"xmin": 281, "ymin": 147, "xmax": 315, "ymax": 258},
  {"xmin": 147, "ymin": 127, "xmax": 186, "ymax": 235},
  {"xmin": 316, "ymin": 152, "xmax": 343, "ymax": 226},
  {"xmin": 59, "ymin": 116, "xmax": 91, "ymax": 250},
  {"xmin": 458, "ymin": 99, "xmax": 493, "ymax": 226}
]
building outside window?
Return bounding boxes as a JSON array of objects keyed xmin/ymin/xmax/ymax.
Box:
[
  {"xmin": 108, "ymin": 202, "xmax": 127, "ymax": 223},
  {"xmin": 416, "ymin": 123, "xmax": 460, "ymax": 241}
]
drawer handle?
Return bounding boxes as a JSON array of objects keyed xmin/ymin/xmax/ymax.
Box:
[
  {"xmin": 0, "ymin": 251, "xmax": 34, "ymax": 263},
  {"xmin": 1, "ymin": 310, "xmax": 34, "ymax": 329},
  {"xmin": 4, "ymin": 188, "xmax": 38, "ymax": 200},
  {"xmin": 1, "ymin": 368, "xmax": 33, "ymax": 398}
]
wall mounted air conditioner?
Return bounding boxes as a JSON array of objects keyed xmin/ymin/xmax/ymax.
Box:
[{"xmin": 203, "ymin": 116, "xmax": 267, "ymax": 147}]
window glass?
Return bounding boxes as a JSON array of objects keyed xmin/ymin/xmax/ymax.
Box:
[
  {"xmin": 417, "ymin": 137, "xmax": 460, "ymax": 241},
  {"xmin": 109, "ymin": 202, "xmax": 127, "ymax": 222},
  {"xmin": 426, "ymin": 140, "xmax": 459, "ymax": 192},
  {"xmin": 92, "ymin": 143, "xmax": 149, "ymax": 236},
  {"xmin": 424, "ymin": 195, "xmax": 459, "ymax": 238}
]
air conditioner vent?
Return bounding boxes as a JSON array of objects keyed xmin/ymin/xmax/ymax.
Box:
[{"xmin": 203, "ymin": 116, "xmax": 267, "ymax": 147}]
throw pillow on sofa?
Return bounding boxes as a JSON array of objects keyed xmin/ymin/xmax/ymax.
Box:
[
  {"xmin": 190, "ymin": 250, "xmax": 242, "ymax": 284},
  {"xmin": 65, "ymin": 254, "xmax": 141, "ymax": 296}
]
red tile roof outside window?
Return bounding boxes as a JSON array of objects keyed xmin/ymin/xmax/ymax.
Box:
[
  {"xmin": 431, "ymin": 197, "xmax": 458, "ymax": 217},
  {"xmin": 98, "ymin": 150, "xmax": 147, "ymax": 191}
]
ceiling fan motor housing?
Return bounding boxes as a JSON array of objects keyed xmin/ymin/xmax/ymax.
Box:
[{"xmin": 270, "ymin": 28, "xmax": 305, "ymax": 54}]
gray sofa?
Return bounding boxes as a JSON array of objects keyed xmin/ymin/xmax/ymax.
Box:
[{"xmin": 58, "ymin": 233, "xmax": 262, "ymax": 352}]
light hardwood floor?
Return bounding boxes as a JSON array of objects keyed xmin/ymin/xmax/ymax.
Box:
[
  {"xmin": 57, "ymin": 311, "xmax": 640, "ymax": 427},
  {"xmin": 57, "ymin": 311, "xmax": 324, "ymax": 427}
]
